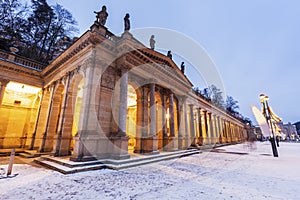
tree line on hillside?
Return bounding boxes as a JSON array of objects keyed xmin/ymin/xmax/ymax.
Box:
[
  {"xmin": 193, "ymin": 85, "xmax": 252, "ymax": 126},
  {"xmin": 0, "ymin": 0, "xmax": 78, "ymax": 64}
]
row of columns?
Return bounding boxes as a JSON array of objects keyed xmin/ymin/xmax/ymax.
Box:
[{"xmin": 178, "ymin": 102, "xmax": 246, "ymax": 147}]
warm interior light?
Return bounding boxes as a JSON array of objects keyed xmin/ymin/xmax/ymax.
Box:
[
  {"xmin": 6, "ymin": 82, "xmax": 41, "ymax": 94},
  {"xmin": 127, "ymin": 85, "xmax": 137, "ymax": 107},
  {"xmin": 166, "ymin": 113, "xmax": 170, "ymax": 119}
]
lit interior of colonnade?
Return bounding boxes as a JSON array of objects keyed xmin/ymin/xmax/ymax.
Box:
[
  {"xmin": 0, "ymin": 81, "xmax": 41, "ymax": 148},
  {"xmin": 70, "ymin": 79, "xmax": 84, "ymax": 152},
  {"xmin": 126, "ymin": 84, "xmax": 180, "ymax": 152},
  {"xmin": 126, "ymin": 85, "xmax": 137, "ymax": 151}
]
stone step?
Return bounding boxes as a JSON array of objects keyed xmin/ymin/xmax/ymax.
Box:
[
  {"xmin": 18, "ymin": 150, "xmax": 49, "ymax": 158},
  {"xmin": 18, "ymin": 152, "xmax": 36, "ymax": 158},
  {"xmin": 34, "ymin": 149, "xmax": 201, "ymax": 174}
]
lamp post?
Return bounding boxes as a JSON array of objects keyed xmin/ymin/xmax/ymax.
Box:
[{"xmin": 259, "ymin": 94, "xmax": 278, "ymax": 157}]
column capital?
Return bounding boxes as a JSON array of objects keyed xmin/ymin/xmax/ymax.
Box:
[{"xmin": 0, "ymin": 78, "xmax": 10, "ymax": 87}]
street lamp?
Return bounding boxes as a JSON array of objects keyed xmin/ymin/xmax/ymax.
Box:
[{"xmin": 259, "ymin": 94, "xmax": 278, "ymax": 157}]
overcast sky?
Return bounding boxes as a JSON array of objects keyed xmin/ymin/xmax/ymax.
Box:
[{"xmin": 47, "ymin": 0, "xmax": 300, "ymax": 124}]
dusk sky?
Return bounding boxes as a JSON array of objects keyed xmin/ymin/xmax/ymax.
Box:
[{"xmin": 47, "ymin": 0, "xmax": 300, "ymax": 124}]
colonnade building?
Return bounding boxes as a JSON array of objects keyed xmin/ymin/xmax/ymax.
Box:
[{"xmin": 0, "ymin": 20, "xmax": 248, "ymax": 161}]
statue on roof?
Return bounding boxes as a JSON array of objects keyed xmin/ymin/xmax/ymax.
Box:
[
  {"xmin": 181, "ymin": 62, "xmax": 185, "ymax": 73},
  {"xmin": 124, "ymin": 13, "xmax": 130, "ymax": 31},
  {"xmin": 167, "ymin": 50, "xmax": 172, "ymax": 59},
  {"xmin": 150, "ymin": 35, "xmax": 155, "ymax": 50},
  {"xmin": 94, "ymin": 5, "xmax": 108, "ymax": 26}
]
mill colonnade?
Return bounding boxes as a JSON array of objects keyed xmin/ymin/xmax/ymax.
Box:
[{"xmin": 0, "ymin": 21, "xmax": 248, "ymax": 161}]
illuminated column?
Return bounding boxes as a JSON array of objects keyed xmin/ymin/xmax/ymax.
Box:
[
  {"xmin": 223, "ymin": 120, "xmax": 228, "ymax": 142},
  {"xmin": 212, "ymin": 114, "xmax": 217, "ymax": 143},
  {"xmin": 228, "ymin": 121, "xmax": 233, "ymax": 143},
  {"xmin": 0, "ymin": 79, "xmax": 9, "ymax": 105},
  {"xmin": 118, "ymin": 69, "xmax": 128, "ymax": 136},
  {"xmin": 189, "ymin": 104, "xmax": 195, "ymax": 146},
  {"xmin": 149, "ymin": 83, "xmax": 156, "ymax": 136},
  {"xmin": 183, "ymin": 98, "xmax": 189, "ymax": 147},
  {"xmin": 197, "ymin": 108, "xmax": 203, "ymax": 145},
  {"xmin": 208, "ymin": 113, "xmax": 214, "ymax": 145},
  {"xmin": 178, "ymin": 98, "xmax": 185, "ymax": 149},
  {"xmin": 169, "ymin": 93, "xmax": 175, "ymax": 137},
  {"xmin": 203, "ymin": 110, "xmax": 208, "ymax": 145},
  {"xmin": 29, "ymin": 88, "xmax": 45, "ymax": 150},
  {"xmin": 218, "ymin": 117, "xmax": 223, "ymax": 143},
  {"xmin": 53, "ymin": 72, "xmax": 72, "ymax": 156},
  {"xmin": 39, "ymin": 83, "xmax": 56, "ymax": 152}
]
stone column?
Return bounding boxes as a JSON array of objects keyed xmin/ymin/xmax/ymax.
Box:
[
  {"xmin": 203, "ymin": 110, "xmax": 208, "ymax": 145},
  {"xmin": 197, "ymin": 108, "xmax": 203, "ymax": 146},
  {"xmin": 228, "ymin": 121, "xmax": 233, "ymax": 143},
  {"xmin": 149, "ymin": 84, "xmax": 156, "ymax": 136},
  {"xmin": 141, "ymin": 83, "xmax": 159, "ymax": 154},
  {"xmin": 217, "ymin": 117, "xmax": 222, "ymax": 144},
  {"xmin": 39, "ymin": 83, "xmax": 56, "ymax": 152},
  {"xmin": 208, "ymin": 113, "xmax": 214, "ymax": 145},
  {"xmin": 223, "ymin": 120, "xmax": 227, "ymax": 142},
  {"xmin": 134, "ymin": 90, "xmax": 143, "ymax": 153},
  {"xmin": 189, "ymin": 104, "xmax": 196, "ymax": 146},
  {"xmin": 29, "ymin": 88, "xmax": 45, "ymax": 150},
  {"xmin": 0, "ymin": 79, "xmax": 9, "ymax": 105},
  {"xmin": 118, "ymin": 69, "xmax": 128, "ymax": 136},
  {"xmin": 164, "ymin": 92, "xmax": 177, "ymax": 151},
  {"xmin": 178, "ymin": 98, "xmax": 185, "ymax": 149},
  {"xmin": 214, "ymin": 115, "xmax": 219, "ymax": 144},
  {"xmin": 183, "ymin": 98, "xmax": 189, "ymax": 147},
  {"xmin": 169, "ymin": 93, "xmax": 175, "ymax": 137},
  {"xmin": 53, "ymin": 72, "xmax": 72, "ymax": 156}
]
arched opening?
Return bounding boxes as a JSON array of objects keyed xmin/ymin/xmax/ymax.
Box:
[
  {"xmin": 0, "ymin": 81, "xmax": 41, "ymax": 148},
  {"xmin": 173, "ymin": 97, "xmax": 178, "ymax": 138},
  {"xmin": 155, "ymin": 92, "xmax": 163, "ymax": 149},
  {"xmin": 70, "ymin": 77, "xmax": 84, "ymax": 153},
  {"xmin": 126, "ymin": 84, "xmax": 137, "ymax": 152}
]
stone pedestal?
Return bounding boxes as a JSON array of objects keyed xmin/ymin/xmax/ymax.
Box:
[
  {"xmin": 178, "ymin": 136, "xmax": 187, "ymax": 150},
  {"xmin": 135, "ymin": 136, "xmax": 159, "ymax": 154},
  {"xmin": 164, "ymin": 136, "xmax": 178, "ymax": 151},
  {"xmin": 52, "ymin": 135, "xmax": 72, "ymax": 156},
  {"xmin": 110, "ymin": 135, "xmax": 130, "ymax": 160},
  {"xmin": 70, "ymin": 132, "xmax": 130, "ymax": 161}
]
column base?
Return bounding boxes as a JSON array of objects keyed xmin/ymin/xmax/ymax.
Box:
[
  {"xmin": 134, "ymin": 136, "xmax": 159, "ymax": 154},
  {"xmin": 164, "ymin": 136, "xmax": 178, "ymax": 151},
  {"xmin": 178, "ymin": 136, "xmax": 187, "ymax": 150},
  {"xmin": 71, "ymin": 131, "xmax": 130, "ymax": 161},
  {"xmin": 110, "ymin": 135, "xmax": 130, "ymax": 160}
]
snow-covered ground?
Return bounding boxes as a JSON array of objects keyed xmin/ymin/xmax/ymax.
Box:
[{"xmin": 1, "ymin": 142, "xmax": 300, "ymax": 200}]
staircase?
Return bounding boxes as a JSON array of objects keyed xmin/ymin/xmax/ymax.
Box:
[{"xmin": 34, "ymin": 149, "xmax": 201, "ymax": 174}]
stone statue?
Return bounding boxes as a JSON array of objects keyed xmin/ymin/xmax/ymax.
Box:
[
  {"xmin": 181, "ymin": 62, "xmax": 185, "ymax": 73},
  {"xmin": 150, "ymin": 35, "xmax": 155, "ymax": 50},
  {"xmin": 167, "ymin": 50, "xmax": 172, "ymax": 59},
  {"xmin": 124, "ymin": 13, "xmax": 130, "ymax": 31},
  {"xmin": 94, "ymin": 5, "xmax": 108, "ymax": 26}
]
